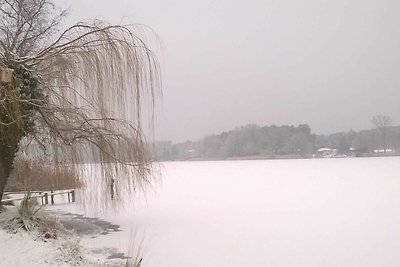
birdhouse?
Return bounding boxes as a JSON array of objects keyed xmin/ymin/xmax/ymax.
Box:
[{"xmin": 1, "ymin": 67, "xmax": 13, "ymax": 84}]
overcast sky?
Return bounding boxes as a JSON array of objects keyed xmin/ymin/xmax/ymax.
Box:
[{"xmin": 61, "ymin": 0, "xmax": 400, "ymax": 142}]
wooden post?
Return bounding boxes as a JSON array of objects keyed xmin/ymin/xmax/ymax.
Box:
[
  {"xmin": 50, "ymin": 186, "xmax": 54, "ymax": 205},
  {"xmin": 71, "ymin": 190, "xmax": 75, "ymax": 203},
  {"xmin": 68, "ymin": 192, "xmax": 71, "ymax": 203},
  {"xmin": 44, "ymin": 193, "xmax": 48, "ymax": 205}
]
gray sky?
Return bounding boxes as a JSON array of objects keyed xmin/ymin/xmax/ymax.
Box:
[{"xmin": 62, "ymin": 0, "xmax": 400, "ymax": 142}]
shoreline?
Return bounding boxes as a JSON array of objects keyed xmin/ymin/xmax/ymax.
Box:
[{"xmin": 160, "ymin": 153, "xmax": 400, "ymax": 162}]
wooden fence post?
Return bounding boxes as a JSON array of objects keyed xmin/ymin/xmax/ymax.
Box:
[
  {"xmin": 44, "ymin": 193, "xmax": 48, "ymax": 205},
  {"xmin": 50, "ymin": 187, "xmax": 54, "ymax": 205},
  {"xmin": 71, "ymin": 190, "xmax": 75, "ymax": 203}
]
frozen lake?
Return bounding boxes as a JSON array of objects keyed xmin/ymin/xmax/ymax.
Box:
[{"xmin": 77, "ymin": 157, "xmax": 400, "ymax": 266}]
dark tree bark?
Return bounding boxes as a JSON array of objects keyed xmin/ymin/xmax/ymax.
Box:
[
  {"xmin": 0, "ymin": 155, "xmax": 8, "ymax": 209},
  {"xmin": 0, "ymin": 143, "xmax": 18, "ymax": 208}
]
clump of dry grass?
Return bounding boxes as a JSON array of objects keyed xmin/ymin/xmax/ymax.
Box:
[
  {"xmin": 3, "ymin": 193, "xmax": 42, "ymax": 232},
  {"xmin": 57, "ymin": 238, "xmax": 87, "ymax": 266},
  {"xmin": 0, "ymin": 193, "xmax": 64, "ymax": 239},
  {"xmin": 39, "ymin": 216, "xmax": 62, "ymax": 239}
]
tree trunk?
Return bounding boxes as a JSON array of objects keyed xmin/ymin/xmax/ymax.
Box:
[
  {"xmin": 0, "ymin": 157, "xmax": 8, "ymax": 209},
  {"xmin": 0, "ymin": 144, "xmax": 18, "ymax": 209}
]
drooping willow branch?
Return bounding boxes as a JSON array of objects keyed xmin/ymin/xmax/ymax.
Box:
[{"xmin": 0, "ymin": 16, "xmax": 161, "ymax": 211}]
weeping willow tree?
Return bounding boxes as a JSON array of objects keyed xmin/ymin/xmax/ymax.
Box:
[{"xmin": 0, "ymin": 0, "xmax": 161, "ymax": 210}]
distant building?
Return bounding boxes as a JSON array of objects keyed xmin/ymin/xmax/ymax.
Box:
[
  {"xmin": 373, "ymin": 148, "xmax": 394, "ymax": 154},
  {"xmin": 316, "ymin": 148, "xmax": 337, "ymax": 158}
]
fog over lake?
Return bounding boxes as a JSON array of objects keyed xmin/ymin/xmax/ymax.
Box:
[
  {"xmin": 62, "ymin": 0, "xmax": 400, "ymax": 142},
  {"xmin": 67, "ymin": 157, "xmax": 400, "ymax": 267}
]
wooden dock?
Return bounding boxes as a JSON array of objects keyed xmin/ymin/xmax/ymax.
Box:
[{"xmin": 1, "ymin": 189, "xmax": 76, "ymax": 205}]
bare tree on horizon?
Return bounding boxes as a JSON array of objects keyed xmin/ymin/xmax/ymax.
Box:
[{"xmin": 371, "ymin": 115, "xmax": 393, "ymax": 155}]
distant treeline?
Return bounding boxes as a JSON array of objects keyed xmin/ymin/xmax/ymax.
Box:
[{"xmin": 154, "ymin": 124, "xmax": 400, "ymax": 161}]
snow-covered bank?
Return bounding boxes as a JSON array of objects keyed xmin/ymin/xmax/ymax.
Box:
[
  {"xmin": 0, "ymin": 205, "xmax": 140, "ymax": 267},
  {"xmin": 0, "ymin": 229, "xmax": 70, "ymax": 266},
  {"xmin": 49, "ymin": 207, "xmax": 142, "ymax": 266}
]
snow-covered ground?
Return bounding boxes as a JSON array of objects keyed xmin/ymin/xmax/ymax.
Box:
[
  {"xmin": 2, "ymin": 157, "xmax": 400, "ymax": 266},
  {"xmin": 0, "ymin": 229, "xmax": 66, "ymax": 266},
  {"xmin": 0, "ymin": 207, "xmax": 136, "ymax": 267}
]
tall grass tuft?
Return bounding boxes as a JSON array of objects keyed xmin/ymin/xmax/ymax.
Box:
[
  {"xmin": 13, "ymin": 193, "xmax": 41, "ymax": 231},
  {"xmin": 0, "ymin": 193, "xmax": 65, "ymax": 239},
  {"xmin": 124, "ymin": 229, "xmax": 146, "ymax": 267}
]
